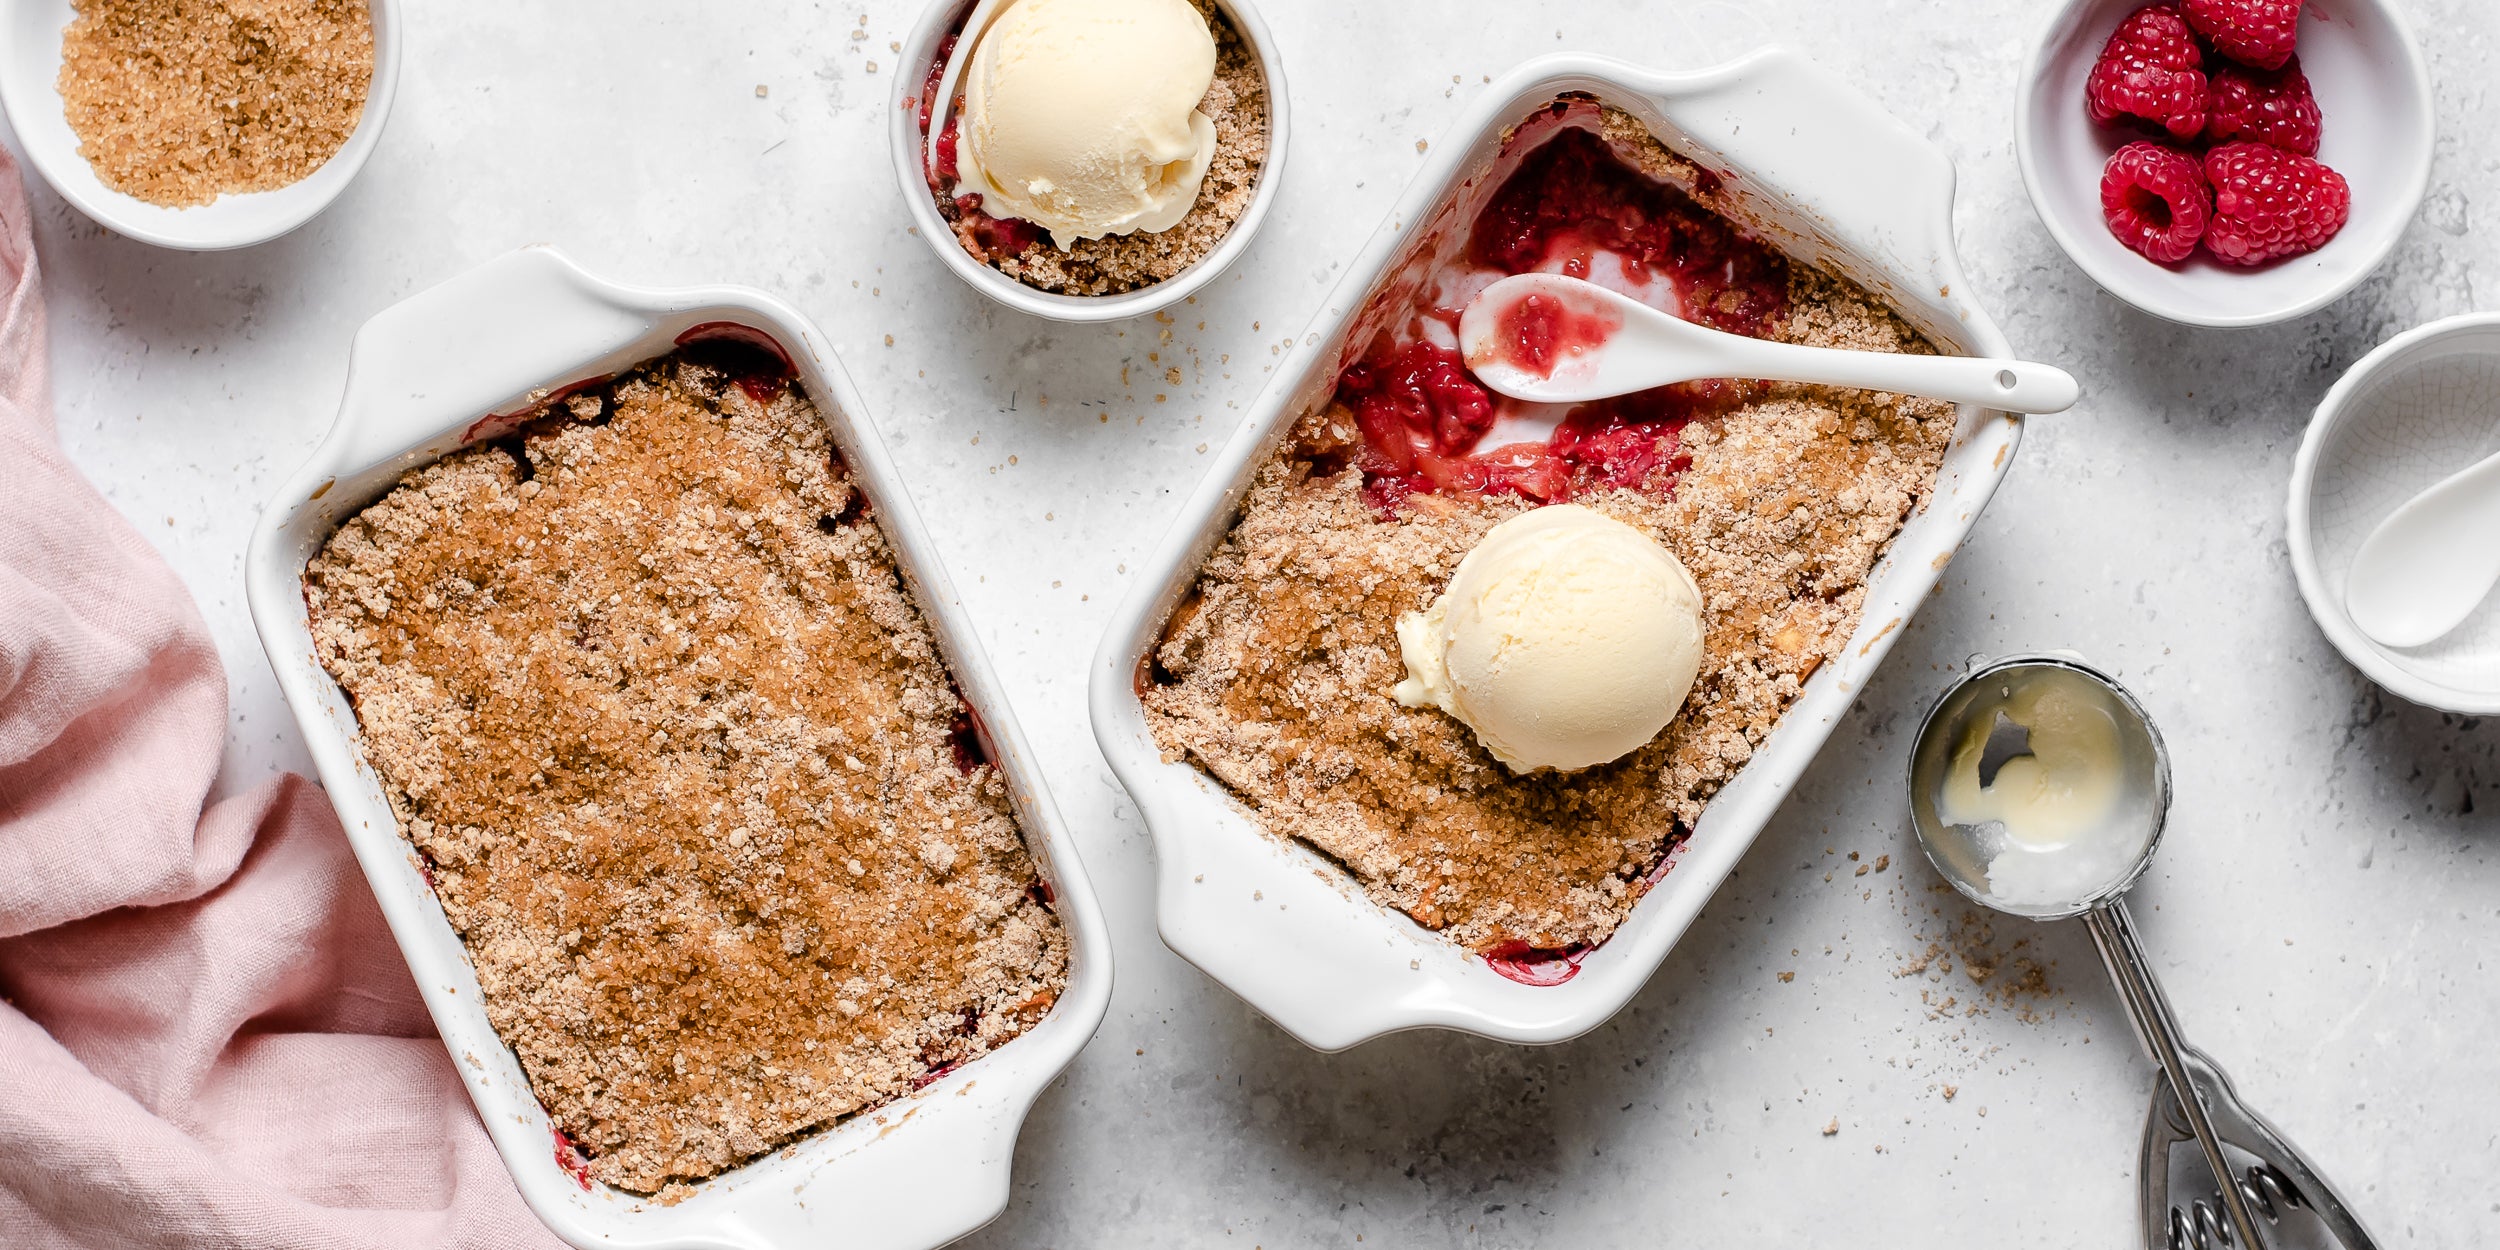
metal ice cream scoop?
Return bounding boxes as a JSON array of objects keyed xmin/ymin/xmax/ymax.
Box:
[{"xmin": 1906, "ymin": 654, "xmax": 2379, "ymax": 1250}]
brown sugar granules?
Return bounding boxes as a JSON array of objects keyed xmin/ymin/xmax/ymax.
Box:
[
  {"xmin": 305, "ymin": 350, "xmax": 1067, "ymax": 1193},
  {"xmin": 1144, "ymin": 271, "xmax": 1955, "ymax": 957},
  {"xmin": 937, "ymin": 0, "xmax": 1267, "ymax": 296},
  {"xmin": 58, "ymin": 0, "xmax": 373, "ymax": 207}
]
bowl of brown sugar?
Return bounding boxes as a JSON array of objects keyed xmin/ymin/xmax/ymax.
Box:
[{"xmin": 0, "ymin": 0, "xmax": 399, "ymax": 249}]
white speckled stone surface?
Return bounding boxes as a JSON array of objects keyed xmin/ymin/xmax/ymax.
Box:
[{"xmin": 7, "ymin": 1, "xmax": 2496, "ymax": 1244}]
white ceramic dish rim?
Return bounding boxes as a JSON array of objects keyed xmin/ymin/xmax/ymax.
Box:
[
  {"xmin": 2010, "ymin": 0, "xmax": 2434, "ymax": 329},
  {"xmin": 1088, "ymin": 48, "xmax": 2027, "ymax": 1052},
  {"xmin": 0, "ymin": 0, "xmax": 402, "ymax": 251},
  {"xmin": 242, "ymin": 246, "xmax": 1112, "ymax": 1250},
  {"xmin": 886, "ymin": 0, "xmax": 1289, "ymax": 324},
  {"xmin": 2286, "ymin": 310, "xmax": 2500, "ymax": 715}
]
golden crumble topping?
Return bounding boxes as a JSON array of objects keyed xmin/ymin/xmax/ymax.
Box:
[{"xmin": 305, "ymin": 351, "xmax": 1067, "ymax": 1193}]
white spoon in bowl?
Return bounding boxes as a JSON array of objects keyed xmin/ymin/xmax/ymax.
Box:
[
  {"xmin": 1456, "ymin": 273, "xmax": 2082, "ymax": 413},
  {"xmin": 2344, "ymin": 447, "xmax": 2500, "ymax": 649},
  {"xmin": 922, "ymin": 0, "xmax": 1017, "ymax": 179}
]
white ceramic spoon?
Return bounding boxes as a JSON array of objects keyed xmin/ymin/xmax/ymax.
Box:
[
  {"xmin": 1456, "ymin": 273, "xmax": 2082, "ymax": 412},
  {"xmin": 923, "ymin": 0, "xmax": 1017, "ymax": 179},
  {"xmin": 2344, "ymin": 447, "xmax": 2500, "ymax": 648}
]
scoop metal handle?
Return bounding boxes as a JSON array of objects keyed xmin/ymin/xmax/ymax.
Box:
[
  {"xmin": 2085, "ymin": 901, "xmax": 2271, "ymax": 1250},
  {"xmin": 2143, "ymin": 1046, "xmax": 2381, "ymax": 1250}
]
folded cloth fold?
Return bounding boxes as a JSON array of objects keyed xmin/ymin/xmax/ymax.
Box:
[{"xmin": 0, "ymin": 147, "xmax": 557, "ymax": 1249}]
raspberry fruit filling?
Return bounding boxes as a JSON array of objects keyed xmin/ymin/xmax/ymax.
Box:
[
  {"xmin": 1482, "ymin": 940, "xmax": 1592, "ymax": 987},
  {"xmin": 1321, "ymin": 123, "xmax": 1788, "ymax": 513},
  {"xmin": 1481, "ymin": 291, "xmax": 1621, "ymax": 378},
  {"xmin": 916, "ymin": 35, "xmax": 1046, "ymax": 262},
  {"xmin": 1467, "ymin": 126, "xmax": 1786, "ymax": 339}
]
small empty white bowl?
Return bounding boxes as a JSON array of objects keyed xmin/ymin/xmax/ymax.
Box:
[
  {"xmin": 2015, "ymin": 0, "xmax": 2432, "ymax": 328},
  {"xmin": 0, "ymin": 0, "xmax": 401, "ymax": 250},
  {"xmin": 887, "ymin": 0, "xmax": 1287, "ymax": 323},
  {"xmin": 2289, "ymin": 313, "xmax": 2500, "ymax": 713}
]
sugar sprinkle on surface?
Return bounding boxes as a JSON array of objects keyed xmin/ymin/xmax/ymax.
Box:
[{"xmin": 59, "ymin": 0, "xmax": 374, "ymax": 207}]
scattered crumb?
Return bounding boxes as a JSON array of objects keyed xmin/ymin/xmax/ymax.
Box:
[
  {"xmin": 1822, "ymin": 1118, "xmax": 1840, "ymax": 1136},
  {"xmin": 1894, "ymin": 907, "xmax": 2056, "ymax": 1012}
]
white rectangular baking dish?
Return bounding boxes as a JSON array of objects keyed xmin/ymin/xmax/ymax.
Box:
[
  {"xmin": 245, "ymin": 246, "xmax": 1111, "ymax": 1250},
  {"xmin": 1089, "ymin": 49, "xmax": 2024, "ymax": 1052}
]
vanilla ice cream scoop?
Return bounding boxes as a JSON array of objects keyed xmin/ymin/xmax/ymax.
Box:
[
  {"xmin": 956, "ymin": 0, "xmax": 1218, "ymax": 249},
  {"xmin": 1394, "ymin": 505, "xmax": 1706, "ymax": 773}
]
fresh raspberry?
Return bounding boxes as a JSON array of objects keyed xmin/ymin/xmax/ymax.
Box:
[
  {"xmin": 2085, "ymin": 5, "xmax": 2209, "ymax": 141},
  {"xmin": 2203, "ymin": 141, "xmax": 2350, "ymax": 265},
  {"xmin": 2101, "ymin": 142, "xmax": 2212, "ymax": 264},
  {"xmin": 2183, "ymin": 0, "xmax": 2302, "ymax": 71},
  {"xmin": 2205, "ymin": 57, "xmax": 2322, "ymax": 154}
]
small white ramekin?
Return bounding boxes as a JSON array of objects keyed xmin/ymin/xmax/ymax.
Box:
[
  {"xmin": 244, "ymin": 247, "xmax": 1112, "ymax": 1250},
  {"xmin": 0, "ymin": 0, "xmax": 401, "ymax": 250},
  {"xmin": 2289, "ymin": 312, "xmax": 2500, "ymax": 714},
  {"xmin": 886, "ymin": 0, "xmax": 1288, "ymax": 323},
  {"xmin": 2014, "ymin": 0, "xmax": 2432, "ymax": 329},
  {"xmin": 1090, "ymin": 49, "xmax": 2029, "ymax": 1052}
]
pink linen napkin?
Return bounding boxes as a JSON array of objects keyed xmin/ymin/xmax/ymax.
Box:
[{"xmin": 0, "ymin": 147, "xmax": 558, "ymax": 1249}]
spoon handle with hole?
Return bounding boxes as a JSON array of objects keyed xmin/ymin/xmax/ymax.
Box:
[
  {"xmin": 1684, "ymin": 332, "xmax": 2081, "ymax": 414},
  {"xmin": 2085, "ymin": 901, "xmax": 2271, "ymax": 1250}
]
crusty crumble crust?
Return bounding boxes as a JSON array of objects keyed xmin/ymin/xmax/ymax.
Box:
[
  {"xmin": 942, "ymin": 0, "xmax": 1267, "ymax": 296},
  {"xmin": 306, "ymin": 352, "xmax": 1067, "ymax": 1193},
  {"xmin": 1142, "ymin": 118, "xmax": 1956, "ymax": 956}
]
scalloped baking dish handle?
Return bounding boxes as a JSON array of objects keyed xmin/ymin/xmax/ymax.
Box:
[
  {"xmin": 1603, "ymin": 48, "xmax": 1984, "ymax": 368},
  {"xmin": 322, "ymin": 246, "xmax": 653, "ymax": 474}
]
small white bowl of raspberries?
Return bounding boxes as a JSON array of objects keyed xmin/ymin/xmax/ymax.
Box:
[{"xmin": 2018, "ymin": 0, "xmax": 2432, "ymax": 328}]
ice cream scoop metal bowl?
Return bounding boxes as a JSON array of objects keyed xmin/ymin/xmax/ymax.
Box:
[{"xmin": 1906, "ymin": 655, "xmax": 2378, "ymax": 1250}]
